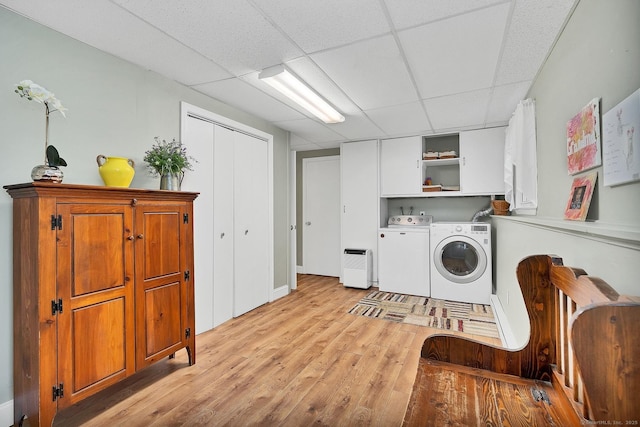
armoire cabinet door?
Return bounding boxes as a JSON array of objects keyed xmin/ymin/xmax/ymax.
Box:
[
  {"xmin": 55, "ymin": 203, "xmax": 136, "ymax": 407},
  {"xmin": 134, "ymin": 203, "xmax": 190, "ymax": 368}
]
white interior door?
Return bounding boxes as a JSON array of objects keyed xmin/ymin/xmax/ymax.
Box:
[
  {"xmin": 181, "ymin": 116, "xmax": 214, "ymax": 334},
  {"xmin": 303, "ymin": 156, "xmax": 341, "ymax": 276},
  {"xmin": 233, "ymin": 132, "xmax": 270, "ymax": 316}
]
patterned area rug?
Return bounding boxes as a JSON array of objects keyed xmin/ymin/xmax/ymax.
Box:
[{"xmin": 348, "ymin": 290, "xmax": 500, "ymax": 339}]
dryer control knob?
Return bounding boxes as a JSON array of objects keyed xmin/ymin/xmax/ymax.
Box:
[{"xmin": 455, "ymin": 225, "xmax": 463, "ymax": 232}]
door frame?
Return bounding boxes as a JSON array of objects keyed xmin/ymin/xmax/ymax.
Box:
[
  {"xmin": 289, "ymin": 150, "xmax": 297, "ymax": 290},
  {"xmin": 179, "ymin": 101, "xmax": 275, "ymax": 312}
]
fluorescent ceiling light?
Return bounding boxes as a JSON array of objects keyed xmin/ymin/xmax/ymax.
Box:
[{"xmin": 259, "ymin": 65, "xmax": 345, "ymax": 124}]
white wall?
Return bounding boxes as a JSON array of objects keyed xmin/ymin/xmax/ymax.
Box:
[
  {"xmin": 0, "ymin": 6, "xmax": 290, "ymax": 414},
  {"xmin": 494, "ymin": 0, "xmax": 640, "ymax": 347}
]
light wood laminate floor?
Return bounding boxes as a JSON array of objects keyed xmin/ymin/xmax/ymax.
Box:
[{"xmin": 54, "ymin": 275, "xmax": 501, "ymax": 426}]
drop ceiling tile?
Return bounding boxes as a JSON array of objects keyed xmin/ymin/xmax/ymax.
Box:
[
  {"xmin": 192, "ymin": 78, "xmax": 306, "ymax": 123},
  {"xmin": 311, "ymin": 35, "xmax": 418, "ymax": 111},
  {"xmin": 423, "ymin": 89, "xmax": 491, "ymax": 131},
  {"xmin": 112, "ymin": 0, "xmax": 302, "ymax": 75},
  {"xmin": 0, "ymin": 0, "xmax": 231, "ymax": 85},
  {"xmin": 365, "ymin": 102, "xmax": 432, "ymax": 136},
  {"xmin": 314, "ymin": 140, "xmax": 342, "ymax": 150},
  {"xmin": 486, "ymin": 81, "xmax": 531, "ymax": 123},
  {"xmin": 290, "ymin": 134, "xmax": 322, "ymax": 151},
  {"xmin": 384, "ymin": 0, "xmax": 504, "ymax": 30},
  {"xmin": 253, "ymin": 0, "xmax": 389, "ymax": 53},
  {"xmin": 400, "ymin": 2, "xmax": 511, "ymax": 99},
  {"xmin": 326, "ymin": 113, "xmax": 384, "ymax": 140},
  {"xmin": 127, "ymin": 39, "xmax": 231, "ymax": 86},
  {"xmin": 274, "ymin": 118, "xmax": 345, "ymax": 143},
  {"xmin": 495, "ymin": 0, "xmax": 577, "ymax": 85}
]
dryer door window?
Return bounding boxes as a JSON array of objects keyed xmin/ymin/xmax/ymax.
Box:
[{"xmin": 434, "ymin": 236, "xmax": 487, "ymax": 284}]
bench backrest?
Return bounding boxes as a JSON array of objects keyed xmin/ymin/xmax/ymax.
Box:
[{"xmin": 421, "ymin": 254, "xmax": 640, "ymax": 423}]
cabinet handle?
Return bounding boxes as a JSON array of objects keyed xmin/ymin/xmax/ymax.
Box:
[
  {"xmin": 417, "ymin": 159, "xmax": 419, "ymax": 168},
  {"xmin": 245, "ymin": 229, "xmax": 249, "ymax": 235},
  {"xmin": 462, "ymin": 157, "xmax": 466, "ymax": 166},
  {"xmin": 305, "ymin": 221, "xmax": 311, "ymax": 226},
  {"xmin": 137, "ymin": 234, "xmax": 144, "ymax": 239},
  {"xmin": 220, "ymin": 232, "xmax": 225, "ymax": 239},
  {"xmin": 127, "ymin": 235, "xmax": 134, "ymax": 241}
]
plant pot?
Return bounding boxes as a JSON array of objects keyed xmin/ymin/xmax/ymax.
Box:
[
  {"xmin": 31, "ymin": 164, "xmax": 64, "ymax": 183},
  {"xmin": 491, "ymin": 200, "xmax": 510, "ymax": 216},
  {"xmin": 97, "ymin": 155, "xmax": 135, "ymax": 188},
  {"xmin": 160, "ymin": 173, "xmax": 182, "ymax": 191}
]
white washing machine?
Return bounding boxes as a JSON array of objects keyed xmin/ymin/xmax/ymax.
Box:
[
  {"xmin": 378, "ymin": 215, "xmax": 431, "ymax": 297},
  {"xmin": 430, "ymin": 222, "xmax": 492, "ymax": 305}
]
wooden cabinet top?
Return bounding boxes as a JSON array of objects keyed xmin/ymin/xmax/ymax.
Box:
[{"xmin": 4, "ymin": 182, "xmax": 199, "ymax": 202}]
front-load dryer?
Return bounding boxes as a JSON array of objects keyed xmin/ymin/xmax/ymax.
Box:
[{"xmin": 430, "ymin": 222, "xmax": 492, "ymax": 305}]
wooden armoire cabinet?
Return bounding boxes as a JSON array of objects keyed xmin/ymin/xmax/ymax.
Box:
[{"xmin": 4, "ymin": 182, "xmax": 198, "ymax": 427}]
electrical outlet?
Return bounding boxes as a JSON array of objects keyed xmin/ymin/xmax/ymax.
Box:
[{"xmin": 419, "ymin": 211, "xmax": 425, "ymax": 216}]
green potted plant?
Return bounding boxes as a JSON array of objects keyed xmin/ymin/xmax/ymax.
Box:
[{"xmin": 143, "ymin": 137, "xmax": 195, "ymax": 190}]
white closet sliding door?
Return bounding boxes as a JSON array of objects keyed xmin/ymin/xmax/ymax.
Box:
[
  {"xmin": 212, "ymin": 125, "xmax": 235, "ymax": 326},
  {"xmin": 182, "ymin": 116, "xmax": 215, "ymax": 334},
  {"xmin": 182, "ymin": 104, "xmax": 272, "ymax": 333},
  {"xmin": 233, "ymin": 132, "xmax": 269, "ymax": 316}
]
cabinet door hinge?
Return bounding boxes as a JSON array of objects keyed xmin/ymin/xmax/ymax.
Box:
[
  {"xmin": 51, "ymin": 299, "xmax": 63, "ymax": 315},
  {"xmin": 183, "ymin": 213, "xmax": 189, "ymax": 224},
  {"xmin": 52, "ymin": 383, "xmax": 64, "ymax": 401},
  {"xmin": 185, "ymin": 328, "xmax": 191, "ymax": 339},
  {"xmin": 184, "ymin": 270, "xmax": 190, "ymax": 281},
  {"xmin": 50, "ymin": 214, "xmax": 62, "ymax": 230}
]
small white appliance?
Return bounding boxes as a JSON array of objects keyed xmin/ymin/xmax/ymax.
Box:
[
  {"xmin": 430, "ymin": 222, "xmax": 492, "ymax": 305},
  {"xmin": 378, "ymin": 215, "xmax": 432, "ymax": 297},
  {"xmin": 343, "ymin": 249, "xmax": 372, "ymax": 289}
]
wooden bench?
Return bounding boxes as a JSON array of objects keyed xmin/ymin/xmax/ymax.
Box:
[{"xmin": 403, "ymin": 254, "xmax": 640, "ymax": 426}]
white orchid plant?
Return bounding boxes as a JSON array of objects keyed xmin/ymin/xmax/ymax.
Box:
[{"xmin": 15, "ymin": 80, "xmax": 68, "ymax": 167}]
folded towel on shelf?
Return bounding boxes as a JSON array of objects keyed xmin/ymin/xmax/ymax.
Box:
[{"xmin": 438, "ymin": 150, "xmax": 457, "ymax": 159}]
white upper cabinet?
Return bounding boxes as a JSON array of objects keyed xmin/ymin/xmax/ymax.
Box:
[
  {"xmin": 380, "ymin": 129, "xmax": 506, "ymax": 197},
  {"xmin": 459, "ymin": 127, "xmax": 506, "ymax": 195},
  {"xmin": 380, "ymin": 136, "xmax": 422, "ymax": 196}
]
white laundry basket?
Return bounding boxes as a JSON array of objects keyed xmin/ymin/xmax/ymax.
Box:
[{"xmin": 343, "ymin": 249, "xmax": 372, "ymax": 289}]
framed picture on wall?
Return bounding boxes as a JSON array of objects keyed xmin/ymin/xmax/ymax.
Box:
[
  {"xmin": 602, "ymin": 88, "xmax": 640, "ymax": 186},
  {"xmin": 564, "ymin": 172, "xmax": 597, "ymax": 221},
  {"xmin": 567, "ymin": 98, "xmax": 601, "ymax": 175}
]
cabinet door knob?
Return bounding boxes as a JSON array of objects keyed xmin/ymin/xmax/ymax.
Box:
[
  {"xmin": 220, "ymin": 232, "xmax": 225, "ymax": 239},
  {"xmin": 137, "ymin": 234, "xmax": 144, "ymax": 239},
  {"xmin": 127, "ymin": 235, "xmax": 134, "ymax": 241},
  {"xmin": 305, "ymin": 221, "xmax": 311, "ymax": 226},
  {"xmin": 245, "ymin": 229, "xmax": 249, "ymax": 235}
]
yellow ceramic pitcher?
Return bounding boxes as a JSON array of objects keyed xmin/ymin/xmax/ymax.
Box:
[{"xmin": 96, "ymin": 155, "xmax": 135, "ymax": 188}]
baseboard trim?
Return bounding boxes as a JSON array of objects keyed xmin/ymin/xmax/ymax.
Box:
[
  {"xmin": 296, "ymin": 265, "xmax": 303, "ymax": 274},
  {"xmin": 272, "ymin": 284, "xmax": 289, "ymax": 301},
  {"xmin": 490, "ymin": 294, "xmax": 517, "ymax": 349},
  {"xmin": 0, "ymin": 399, "xmax": 13, "ymax": 427}
]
